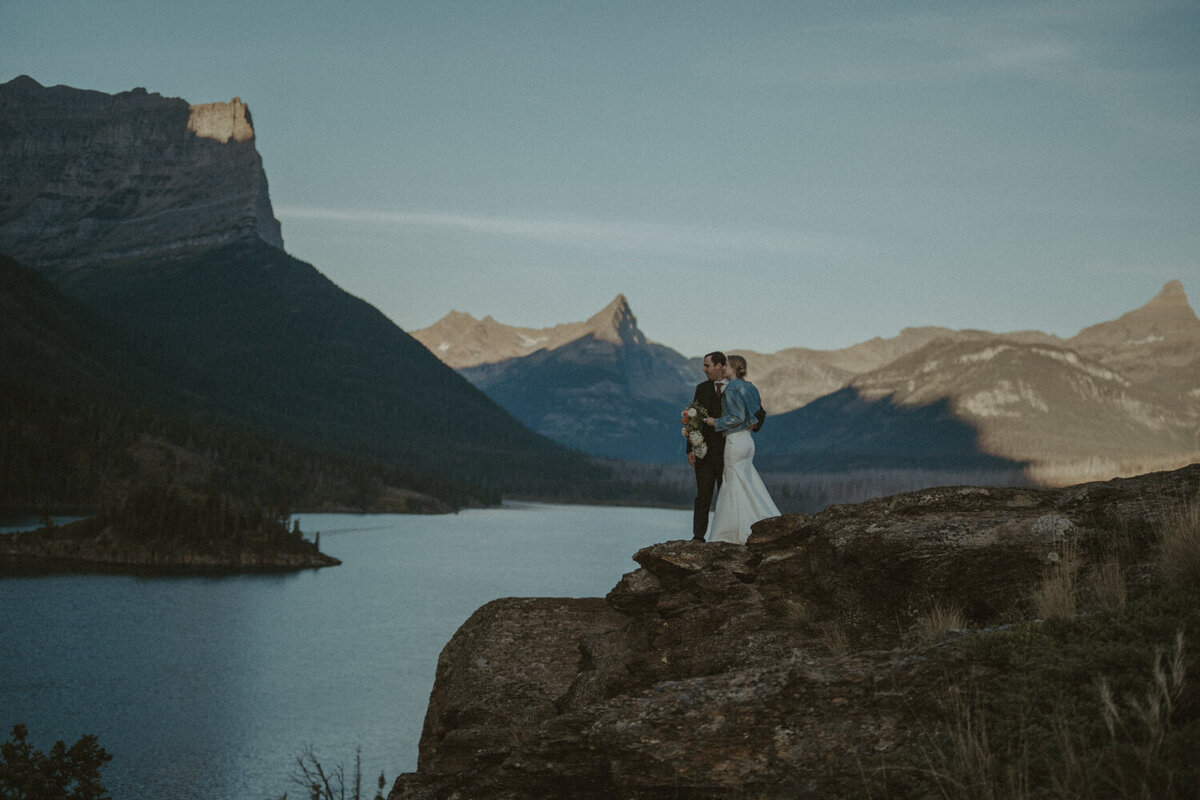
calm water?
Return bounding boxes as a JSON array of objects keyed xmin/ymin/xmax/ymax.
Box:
[{"xmin": 0, "ymin": 503, "xmax": 688, "ymax": 800}]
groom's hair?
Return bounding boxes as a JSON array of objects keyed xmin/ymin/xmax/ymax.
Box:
[{"xmin": 705, "ymin": 351, "xmax": 727, "ymax": 366}]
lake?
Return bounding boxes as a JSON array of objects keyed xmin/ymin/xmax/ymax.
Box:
[{"xmin": 0, "ymin": 503, "xmax": 689, "ymax": 800}]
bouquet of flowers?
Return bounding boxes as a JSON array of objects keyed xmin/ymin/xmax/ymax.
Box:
[{"xmin": 681, "ymin": 401, "xmax": 709, "ymax": 459}]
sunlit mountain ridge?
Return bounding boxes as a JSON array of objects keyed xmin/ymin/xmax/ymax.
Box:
[{"xmin": 416, "ymin": 283, "xmax": 1200, "ymax": 483}]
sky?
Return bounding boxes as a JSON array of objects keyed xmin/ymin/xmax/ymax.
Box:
[{"xmin": 4, "ymin": 0, "xmax": 1199, "ymax": 356}]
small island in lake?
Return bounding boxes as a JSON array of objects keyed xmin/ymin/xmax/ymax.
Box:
[{"xmin": 0, "ymin": 486, "xmax": 339, "ymax": 575}]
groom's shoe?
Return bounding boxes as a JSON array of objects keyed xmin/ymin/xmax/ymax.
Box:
[{"xmin": 691, "ymin": 535, "xmax": 706, "ymax": 542}]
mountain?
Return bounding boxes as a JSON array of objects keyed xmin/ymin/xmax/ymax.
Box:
[
  {"xmin": 0, "ymin": 76, "xmax": 616, "ymax": 505},
  {"xmin": 414, "ymin": 305, "xmax": 621, "ymax": 369},
  {"xmin": 757, "ymin": 334, "xmax": 1198, "ymax": 482},
  {"xmin": 741, "ymin": 326, "xmax": 1064, "ymax": 415},
  {"xmin": 0, "ymin": 75, "xmax": 282, "ymax": 270},
  {"xmin": 1069, "ymin": 280, "xmax": 1200, "ymax": 397},
  {"xmin": 0, "ymin": 251, "xmax": 485, "ymax": 513},
  {"xmin": 755, "ymin": 286, "xmax": 1200, "ymax": 483},
  {"xmin": 419, "ymin": 285, "xmax": 1199, "ymax": 484},
  {"xmin": 744, "ymin": 284, "xmax": 1199, "ymax": 420},
  {"xmin": 439, "ymin": 296, "xmax": 695, "ymax": 462}
]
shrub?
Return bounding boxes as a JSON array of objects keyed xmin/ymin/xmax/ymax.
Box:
[{"xmin": 0, "ymin": 723, "xmax": 111, "ymax": 800}]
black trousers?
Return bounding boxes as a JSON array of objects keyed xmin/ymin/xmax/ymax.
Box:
[{"xmin": 692, "ymin": 454, "xmax": 724, "ymax": 538}]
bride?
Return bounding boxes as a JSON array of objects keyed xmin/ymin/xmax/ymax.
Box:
[{"xmin": 703, "ymin": 355, "xmax": 780, "ymax": 544}]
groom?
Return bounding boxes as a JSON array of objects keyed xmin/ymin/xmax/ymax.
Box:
[{"xmin": 688, "ymin": 351, "xmax": 727, "ymax": 541}]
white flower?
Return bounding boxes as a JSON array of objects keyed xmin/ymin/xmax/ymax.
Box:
[{"xmin": 685, "ymin": 407, "xmax": 697, "ymax": 419}]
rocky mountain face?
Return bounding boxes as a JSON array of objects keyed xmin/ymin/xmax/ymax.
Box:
[
  {"xmin": 1070, "ymin": 279, "xmax": 1200, "ymax": 396},
  {"xmin": 741, "ymin": 325, "xmax": 1062, "ymax": 413},
  {"xmin": 413, "ymin": 298, "xmax": 641, "ymax": 369},
  {"xmin": 842, "ymin": 334, "xmax": 1198, "ymax": 485},
  {"xmin": 419, "ymin": 296, "xmax": 695, "ymax": 461},
  {"xmin": 390, "ymin": 464, "xmax": 1200, "ymax": 799},
  {"xmin": 418, "ymin": 284, "xmax": 1199, "ymax": 483},
  {"xmin": 745, "ymin": 281, "xmax": 1199, "ymax": 425},
  {"xmin": 0, "ymin": 75, "xmax": 282, "ymax": 275}
]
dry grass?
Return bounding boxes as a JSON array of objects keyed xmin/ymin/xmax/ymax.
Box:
[
  {"xmin": 909, "ymin": 601, "xmax": 967, "ymax": 644},
  {"xmin": 1157, "ymin": 492, "xmax": 1200, "ymax": 588},
  {"xmin": 820, "ymin": 620, "xmax": 850, "ymax": 656},
  {"xmin": 1033, "ymin": 533, "xmax": 1079, "ymax": 621},
  {"xmin": 922, "ymin": 689, "xmax": 1027, "ymax": 800},
  {"xmin": 925, "ymin": 631, "xmax": 1189, "ymax": 800},
  {"xmin": 1096, "ymin": 631, "xmax": 1187, "ymax": 799},
  {"xmin": 779, "ymin": 596, "xmax": 813, "ymax": 626},
  {"xmin": 1088, "ymin": 560, "xmax": 1128, "ymax": 610}
]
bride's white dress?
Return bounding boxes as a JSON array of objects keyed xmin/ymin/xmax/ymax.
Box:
[{"xmin": 709, "ymin": 430, "xmax": 780, "ymax": 544}]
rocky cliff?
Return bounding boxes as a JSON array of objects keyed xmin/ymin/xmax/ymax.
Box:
[
  {"xmin": 0, "ymin": 75, "xmax": 283, "ymax": 276},
  {"xmin": 390, "ymin": 463, "xmax": 1200, "ymax": 799}
]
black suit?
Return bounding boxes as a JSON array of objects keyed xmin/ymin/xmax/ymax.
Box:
[{"xmin": 690, "ymin": 380, "xmax": 725, "ymax": 538}]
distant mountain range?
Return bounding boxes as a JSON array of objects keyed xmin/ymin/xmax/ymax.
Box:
[
  {"xmin": 413, "ymin": 283, "xmax": 1200, "ymax": 484},
  {"xmin": 1, "ymin": 76, "xmax": 668, "ymax": 513}
]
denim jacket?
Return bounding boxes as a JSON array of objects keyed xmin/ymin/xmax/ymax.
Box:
[{"xmin": 713, "ymin": 379, "xmax": 763, "ymax": 435}]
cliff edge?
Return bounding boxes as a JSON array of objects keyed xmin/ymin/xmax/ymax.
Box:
[
  {"xmin": 391, "ymin": 463, "xmax": 1200, "ymax": 799},
  {"xmin": 0, "ymin": 76, "xmax": 283, "ymax": 273}
]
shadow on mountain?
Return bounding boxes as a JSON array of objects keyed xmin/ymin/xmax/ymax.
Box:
[
  {"xmin": 6, "ymin": 242, "xmax": 695, "ymax": 512},
  {"xmin": 461, "ymin": 334, "xmax": 692, "ymax": 464},
  {"xmin": 756, "ymin": 386, "xmax": 1029, "ymax": 472},
  {"xmin": 46, "ymin": 240, "xmax": 590, "ymax": 484},
  {"xmin": 0, "ymin": 251, "xmax": 495, "ymax": 511}
]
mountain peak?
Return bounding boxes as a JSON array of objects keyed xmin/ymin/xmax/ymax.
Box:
[
  {"xmin": 1068, "ymin": 279, "xmax": 1200, "ymax": 388},
  {"xmin": 584, "ymin": 294, "xmax": 643, "ymax": 346},
  {"xmin": 4, "ymin": 75, "xmax": 43, "ymax": 90},
  {"xmin": 1119, "ymin": 278, "xmax": 1198, "ymax": 326},
  {"xmin": 414, "ymin": 294, "xmax": 650, "ymax": 368},
  {"xmin": 1146, "ymin": 280, "xmax": 1190, "ymax": 310}
]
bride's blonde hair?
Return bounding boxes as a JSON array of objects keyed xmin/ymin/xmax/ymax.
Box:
[{"xmin": 728, "ymin": 354, "xmax": 747, "ymax": 378}]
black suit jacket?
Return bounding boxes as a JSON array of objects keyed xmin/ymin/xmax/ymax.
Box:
[{"xmin": 690, "ymin": 380, "xmax": 725, "ymax": 462}]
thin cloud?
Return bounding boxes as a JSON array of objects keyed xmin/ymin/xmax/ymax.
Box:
[
  {"xmin": 695, "ymin": 2, "xmax": 1199, "ymax": 146},
  {"xmin": 276, "ymin": 206, "xmax": 859, "ymax": 260}
]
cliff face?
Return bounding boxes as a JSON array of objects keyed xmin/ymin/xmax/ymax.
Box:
[
  {"xmin": 0, "ymin": 75, "xmax": 283, "ymax": 275},
  {"xmin": 390, "ymin": 464, "xmax": 1200, "ymax": 799}
]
